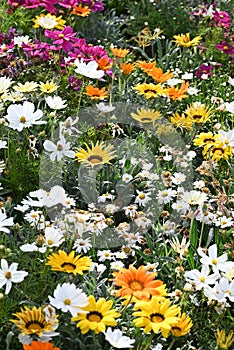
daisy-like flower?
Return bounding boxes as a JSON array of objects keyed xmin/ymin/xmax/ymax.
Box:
[
  {"xmin": 71, "ymin": 4, "xmax": 91, "ymax": 17},
  {"xmin": 74, "ymin": 58, "xmax": 104, "ymax": 79},
  {"xmin": 133, "ymin": 297, "xmax": 180, "ymax": 338},
  {"xmin": 112, "ymin": 265, "xmax": 163, "ymax": 300},
  {"xmin": 182, "ymin": 190, "xmax": 207, "ymax": 206},
  {"xmin": 217, "ymin": 129, "xmax": 234, "ymax": 149},
  {"xmin": 45, "ymin": 26, "xmax": 79, "ymax": 52},
  {"xmin": 73, "ymin": 237, "xmax": 92, "ymax": 254},
  {"xmin": 119, "ymin": 62, "xmax": 135, "ymax": 75},
  {"xmin": 165, "ymin": 81, "xmax": 189, "ymax": 101},
  {"xmin": 184, "ymin": 265, "xmax": 220, "ymax": 290},
  {"xmin": 75, "ymin": 141, "xmax": 116, "ymax": 167},
  {"xmin": 71, "ymin": 295, "xmax": 120, "ymax": 334},
  {"xmin": 206, "ymin": 141, "xmax": 233, "ymax": 162},
  {"xmin": 44, "ymin": 227, "xmax": 65, "ymax": 248},
  {"xmin": 136, "ymin": 60, "xmax": 157, "ymax": 72},
  {"xmin": 173, "ymin": 33, "xmax": 202, "ymax": 47},
  {"xmin": 156, "ymin": 188, "xmax": 177, "ymax": 205},
  {"xmin": 193, "ymin": 132, "xmax": 220, "ymax": 148},
  {"xmin": 0, "ymin": 211, "xmax": 14, "ymax": 233},
  {"xmin": 43, "ymin": 136, "xmax": 75, "ymax": 161},
  {"xmin": 170, "ymin": 312, "xmax": 193, "ymax": 337},
  {"xmin": 224, "ymin": 101, "xmax": 234, "ymax": 114},
  {"xmin": 213, "ymin": 277, "xmax": 234, "ymax": 302},
  {"xmin": 110, "ymin": 47, "xmax": 129, "ymax": 59},
  {"xmin": 33, "ymin": 13, "xmax": 66, "ymax": 30},
  {"xmin": 147, "ymin": 67, "xmax": 174, "ymax": 83},
  {"xmin": 96, "ymin": 102, "xmax": 115, "ymax": 113},
  {"xmin": 14, "ymin": 81, "xmax": 38, "ymax": 93},
  {"xmin": 48, "ymin": 283, "xmax": 88, "ymax": 316},
  {"xmin": 85, "ymin": 86, "xmax": 108, "ymax": 100},
  {"xmin": 0, "ymin": 259, "xmax": 28, "ymax": 294},
  {"xmin": 130, "ymin": 108, "xmax": 162, "ymax": 123},
  {"xmin": 104, "ymin": 328, "xmax": 135, "ymax": 348},
  {"xmin": 197, "ymin": 244, "xmax": 234, "ymax": 273},
  {"xmin": 46, "ymin": 250, "xmax": 92, "ymax": 275},
  {"xmin": 184, "ymin": 102, "xmax": 214, "ymax": 124},
  {"xmin": 11, "ymin": 306, "xmax": 59, "ymax": 337},
  {"xmin": 23, "ymin": 340, "xmax": 60, "ymax": 350},
  {"xmin": 45, "ymin": 96, "xmax": 67, "ymax": 110},
  {"xmin": 39, "ymin": 81, "xmax": 59, "ymax": 94},
  {"xmin": 0, "ymin": 76, "xmax": 12, "ymax": 94},
  {"xmin": 135, "ymin": 190, "xmax": 151, "ymax": 207},
  {"xmin": 133, "ymin": 82, "xmax": 165, "ymax": 99},
  {"xmin": 169, "ymin": 236, "xmax": 190, "ymax": 259},
  {"xmin": 6, "ymin": 101, "xmax": 44, "ymax": 132}
]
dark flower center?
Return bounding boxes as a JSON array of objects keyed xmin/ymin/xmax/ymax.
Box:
[
  {"xmin": 87, "ymin": 311, "xmax": 103, "ymax": 322},
  {"xmin": 60, "ymin": 262, "xmax": 76, "ymax": 270},
  {"xmin": 150, "ymin": 312, "xmax": 165, "ymax": 323}
]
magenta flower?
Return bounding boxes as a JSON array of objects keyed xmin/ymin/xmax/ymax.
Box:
[
  {"xmin": 213, "ymin": 10, "xmax": 231, "ymax": 28},
  {"xmin": 195, "ymin": 64, "xmax": 213, "ymax": 79},
  {"xmin": 45, "ymin": 26, "xmax": 79, "ymax": 52},
  {"xmin": 216, "ymin": 42, "xmax": 234, "ymax": 55},
  {"xmin": 7, "ymin": 0, "xmax": 57, "ymax": 13}
]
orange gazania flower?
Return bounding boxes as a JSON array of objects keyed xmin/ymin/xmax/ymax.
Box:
[
  {"xmin": 85, "ymin": 86, "xmax": 108, "ymax": 100},
  {"xmin": 97, "ymin": 56, "xmax": 112, "ymax": 71},
  {"xmin": 113, "ymin": 265, "xmax": 164, "ymax": 300},
  {"xmin": 110, "ymin": 47, "xmax": 129, "ymax": 59},
  {"xmin": 165, "ymin": 81, "xmax": 189, "ymax": 101},
  {"xmin": 23, "ymin": 341, "xmax": 60, "ymax": 350},
  {"xmin": 136, "ymin": 60, "xmax": 157, "ymax": 73},
  {"xmin": 147, "ymin": 67, "xmax": 174, "ymax": 83},
  {"xmin": 71, "ymin": 4, "xmax": 91, "ymax": 17},
  {"xmin": 119, "ymin": 62, "xmax": 135, "ymax": 75}
]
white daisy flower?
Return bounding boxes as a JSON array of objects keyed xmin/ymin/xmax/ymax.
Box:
[{"xmin": 0, "ymin": 259, "xmax": 28, "ymax": 294}]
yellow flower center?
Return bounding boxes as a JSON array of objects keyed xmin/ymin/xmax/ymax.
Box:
[
  {"xmin": 223, "ymin": 46, "xmax": 229, "ymax": 50},
  {"xmin": 64, "ymin": 298, "xmax": 71, "ymax": 305},
  {"xmin": 225, "ymin": 290, "xmax": 231, "ymax": 294},
  {"xmin": 151, "ymin": 313, "xmax": 165, "ymax": 323},
  {"xmin": 212, "ymin": 148, "xmax": 223, "ymax": 156},
  {"xmin": 129, "ymin": 281, "xmax": 143, "ymax": 291},
  {"xmin": 26, "ymin": 321, "xmax": 44, "ymax": 333},
  {"xmin": 200, "ymin": 277, "xmax": 205, "ymax": 282},
  {"xmin": 47, "ymin": 240, "xmax": 53, "ymax": 245},
  {"xmin": 87, "ymin": 311, "xmax": 102, "ymax": 322},
  {"xmin": 60, "ymin": 262, "xmax": 76, "ymax": 271},
  {"xmin": 4, "ymin": 271, "xmax": 12, "ymax": 279},
  {"xmin": 139, "ymin": 194, "xmax": 145, "ymax": 200},
  {"xmin": 212, "ymin": 259, "xmax": 218, "ymax": 265},
  {"xmin": 20, "ymin": 116, "xmax": 26, "ymax": 123},
  {"xmin": 171, "ymin": 326, "xmax": 182, "ymax": 336},
  {"xmin": 58, "ymin": 34, "xmax": 64, "ymax": 38},
  {"xmin": 87, "ymin": 155, "xmax": 103, "ymax": 164}
]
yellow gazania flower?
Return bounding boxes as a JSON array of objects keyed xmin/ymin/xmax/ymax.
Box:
[
  {"xmin": 14, "ymin": 81, "xmax": 38, "ymax": 93},
  {"xmin": 39, "ymin": 81, "xmax": 59, "ymax": 94},
  {"xmin": 71, "ymin": 4, "xmax": 91, "ymax": 17},
  {"xmin": 75, "ymin": 141, "xmax": 116, "ymax": 167},
  {"xmin": 133, "ymin": 82, "xmax": 165, "ymax": 99},
  {"xmin": 193, "ymin": 132, "xmax": 220, "ymax": 148},
  {"xmin": 170, "ymin": 312, "xmax": 193, "ymax": 337},
  {"xmin": 110, "ymin": 47, "xmax": 129, "ymax": 59},
  {"xmin": 46, "ymin": 250, "xmax": 92, "ymax": 275},
  {"xmin": 11, "ymin": 306, "xmax": 58, "ymax": 337},
  {"xmin": 71, "ymin": 295, "xmax": 120, "ymax": 334},
  {"xmin": 185, "ymin": 102, "xmax": 214, "ymax": 124},
  {"xmin": 203, "ymin": 141, "xmax": 233, "ymax": 162},
  {"xmin": 33, "ymin": 13, "xmax": 66, "ymax": 30},
  {"xmin": 133, "ymin": 297, "xmax": 180, "ymax": 338},
  {"xmin": 173, "ymin": 33, "xmax": 202, "ymax": 47},
  {"xmin": 85, "ymin": 86, "xmax": 108, "ymax": 100},
  {"xmin": 170, "ymin": 112, "xmax": 193, "ymax": 131},
  {"xmin": 131, "ymin": 108, "xmax": 162, "ymax": 123},
  {"xmin": 215, "ymin": 329, "xmax": 234, "ymax": 350}
]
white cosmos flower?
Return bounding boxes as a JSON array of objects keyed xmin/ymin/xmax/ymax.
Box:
[
  {"xmin": 0, "ymin": 211, "xmax": 14, "ymax": 233},
  {"xmin": 0, "ymin": 259, "xmax": 28, "ymax": 294},
  {"xmin": 43, "ymin": 136, "xmax": 75, "ymax": 161},
  {"xmin": 20, "ymin": 242, "xmax": 47, "ymax": 253},
  {"xmin": 13, "ymin": 35, "xmax": 31, "ymax": 47},
  {"xmin": 184, "ymin": 265, "xmax": 220, "ymax": 291},
  {"xmin": 217, "ymin": 129, "xmax": 234, "ymax": 149},
  {"xmin": 215, "ymin": 277, "xmax": 234, "ymax": 302},
  {"xmin": 74, "ymin": 58, "xmax": 104, "ymax": 79},
  {"xmin": 228, "ymin": 76, "xmax": 234, "ymax": 87},
  {"xmin": 104, "ymin": 328, "xmax": 135, "ymax": 349},
  {"xmin": 45, "ymin": 96, "xmax": 67, "ymax": 110},
  {"xmin": 0, "ymin": 76, "xmax": 12, "ymax": 94},
  {"xmin": 224, "ymin": 101, "xmax": 234, "ymax": 114},
  {"xmin": 96, "ymin": 102, "xmax": 115, "ymax": 112},
  {"xmin": 41, "ymin": 185, "xmax": 68, "ymax": 207},
  {"xmin": 44, "ymin": 227, "xmax": 65, "ymax": 247},
  {"xmin": 197, "ymin": 244, "xmax": 234, "ymax": 273},
  {"xmin": 6, "ymin": 101, "xmax": 44, "ymax": 131},
  {"xmin": 48, "ymin": 283, "xmax": 88, "ymax": 316}
]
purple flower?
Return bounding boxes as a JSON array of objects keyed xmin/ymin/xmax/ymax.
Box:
[
  {"xmin": 195, "ymin": 64, "xmax": 213, "ymax": 79},
  {"xmin": 45, "ymin": 26, "xmax": 79, "ymax": 52},
  {"xmin": 216, "ymin": 42, "xmax": 234, "ymax": 55},
  {"xmin": 213, "ymin": 10, "xmax": 231, "ymax": 28}
]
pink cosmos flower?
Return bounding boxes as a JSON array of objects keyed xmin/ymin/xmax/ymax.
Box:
[
  {"xmin": 213, "ymin": 10, "xmax": 231, "ymax": 28},
  {"xmin": 45, "ymin": 26, "xmax": 79, "ymax": 52},
  {"xmin": 215, "ymin": 42, "xmax": 234, "ymax": 55},
  {"xmin": 7, "ymin": 0, "xmax": 57, "ymax": 13}
]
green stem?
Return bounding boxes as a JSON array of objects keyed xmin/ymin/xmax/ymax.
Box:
[
  {"xmin": 199, "ymin": 221, "xmax": 205, "ymax": 247},
  {"xmin": 167, "ymin": 338, "xmax": 176, "ymax": 350}
]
